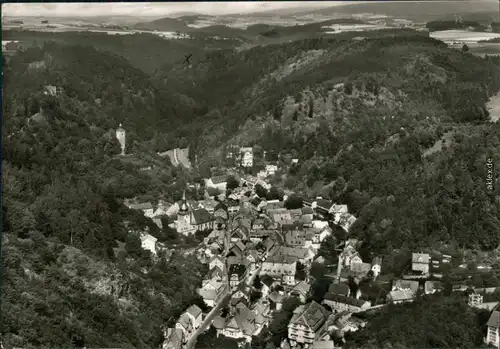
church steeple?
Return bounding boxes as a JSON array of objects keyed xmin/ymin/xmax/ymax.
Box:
[{"xmin": 179, "ymin": 190, "xmax": 189, "ymax": 214}]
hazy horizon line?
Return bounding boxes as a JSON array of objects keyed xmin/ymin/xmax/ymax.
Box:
[{"xmin": 3, "ymin": 0, "xmax": 487, "ymax": 19}]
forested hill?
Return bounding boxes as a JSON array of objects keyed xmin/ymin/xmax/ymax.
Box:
[
  {"xmin": 162, "ymin": 30, "xmax": 500, "ymax": 255},
  {"xmin": 2, "ymin": 42, "xmax": 208, "ymax": 349}
]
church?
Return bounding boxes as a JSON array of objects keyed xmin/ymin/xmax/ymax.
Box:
[{"xmin": 174, "ymin": 192, "xmax": 215, "ymax": 235}]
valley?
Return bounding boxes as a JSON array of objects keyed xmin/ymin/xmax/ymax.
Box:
[{"xmin": 2, "ymin": 1, "xmax": 500, "ymax": 349}]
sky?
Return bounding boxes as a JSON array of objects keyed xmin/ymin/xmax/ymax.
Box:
[{"xmin": 2, "ymin": 2, "xmax": 343, "ymax": 17}]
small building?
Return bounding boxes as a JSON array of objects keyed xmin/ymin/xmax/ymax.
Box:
[
  {"xmin": 198, "ymin": 279, "xmax": 226, "ymax": 307},
  {"xmin": 412, "ymin": 253, "xmax": 430, "ymax": 274},
  {"xmin": 126, "ymin": 201, "xmax": 154, "ymax": 217},
  {"xmin": 322, "ymin": 294, "xmax": 371, "ymax": 313},
  {"xmin": 206, "ymin": 175, "xmax": 228, "ymax": 192},
  {"xmin": 209, "ymin": 255, "xmax": 225, "ymax": 272},
  {"xmin": 229, "ymin": 264, "xmax": 248, "ymax": 289},
  {"xmin": 371, "ymin": 257, "xmax": 382, "ymax": 277},
  {"xmin": 185, "ymin": 305, "xmax": 203, "ymax": 329},
  {"xmin": 265, "ymin": 164, "xmax": 278, "ymax": 177},
  {"xmin": 469, "ymin": 292, "xmax": 484, "ymax": 307},
  {"xmin": 162, "ymin": 328, "xmax": 184, "ymax": 349},
  {"xmin": 140, "ymin": 233, "xmax": 158, "ymax": 255},
  {"xmin": 485, "ymin": 311, "xmax": 500, "ymax": 347},
  {"xmin": 240, "ymin": 147, "xmax": 254, "ymax": 168}
]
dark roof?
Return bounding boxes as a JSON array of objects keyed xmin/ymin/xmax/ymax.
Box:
[
  {"xmin": 323, "ymin": 293, "xmax": 369, "ymax": 308},
  {"xmin": 328, "ymin": 283, "xmax": 350, "ymax": 296},
  {"xmin": 192, "ymin": 208, "xmax": 214, "ymax": 224},
  {"xmin": 128, "ymin": 202, "xmax": 153, "ymax": 210},
  {"xmin": 206, "ymin": 187, "xmax": 221, "ymax": 196},
  {"xmin": 214, "ymin": 202, "xmax": 228, "ymax": 212},
  {"xmin": 261, "ymin": 275, "xmax": 275, "ymax": 287},
  {"xmin": 290, "ymin": 301, "xmax": 329, "ymax": 332},
  {"xmin": 282, "ymin": 222, "xmax": 303, "ymax": 231},
  {"xmin": 226, "ymin": 198, "xmax": 240, "ymax": 207},
  {"xmin": 250, "ymin": 197, "xmax": 263, "ymax": 207},
  {"xmin": 210, "ymin": 175, "xmax": 228, "ymax": 184},
  {"xmin": 302, "ymin": 206, "xmax": 314, "ymax": 214},
  {"xmin": 487, "ymin": 311, "xmax": 500, "ymax": 328},
  {"xmin": 229, "ymin": 264, "xmax": 247, "ymax": 277},
  {"xmin": 315, "ymin": 199, "xmax": 333, "ymax": 210}
]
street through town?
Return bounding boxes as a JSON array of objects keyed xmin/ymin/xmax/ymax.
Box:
[
  {"xmin": 184, "ymin": 291, "xmax": 230, "ymax": 349},
  {"xmin": 184, "ymin": 266, "xmax": 262, "ymax": 349}
]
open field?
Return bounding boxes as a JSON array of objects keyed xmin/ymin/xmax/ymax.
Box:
[
  {"xmin": 430, "ymin": 30, "xmax": 500, "ymax": 44},
  {"xmin": 487, "ymin": 92, "xmax": 500, "ymax": 123}
]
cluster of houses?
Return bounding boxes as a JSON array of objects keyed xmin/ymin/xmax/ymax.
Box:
[
  {"xmin": 148, "ymin": 172, "xmax": 386, "ymax": 348},
  {"xmin": 125, "ymin": 170, "xmax": 500, "ymax": 349}
]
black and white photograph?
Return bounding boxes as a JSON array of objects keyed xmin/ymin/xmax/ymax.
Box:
[{"xmin": 2, "ymin": 1, "xmax": 500, "ymax": 348}]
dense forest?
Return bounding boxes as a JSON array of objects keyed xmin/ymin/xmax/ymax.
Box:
[
  {"xmin": 344, "ymin": 297, "xmax": 492, "ymax": 348},
  {"xmin": 163, "ymin": 31, "xmax": 500, "ymax": 256},
  {"xmin": 1, "ymin": 41, "xmax": 208, "ymax": 348}
]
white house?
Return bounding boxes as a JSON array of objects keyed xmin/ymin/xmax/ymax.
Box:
[
  {"xmin": 140, "ymin": 233, "xmax": 158, "ymax": 255},
  {"xmin": 411, "ymin": 253, "xmax": 430, "ymax": 274},
  {"xmin": 209, "ymin": 255, "xmax": 226, "ymax": 272},
  {"xmin": 185, "ymin": 305, "xmax": 203, "ymax": 329},
  {"xmin": 371, "ymin": 257, "xmax": 382, "ymax": 277},
  {"xmin": 205, "ymin": 175, "xmax": 228, "ymax": 192},
  {"xmin": 240, "ymin": 147, "xmax": 253, "ymax": 167},
  {"xmin": 265, "ymin": 164, "xmax": 278, "ymax": 177}
]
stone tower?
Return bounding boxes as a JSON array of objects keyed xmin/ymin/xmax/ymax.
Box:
[{"xmin": 116, "ymin": 123, "xmax": 126, "ymax": 156}]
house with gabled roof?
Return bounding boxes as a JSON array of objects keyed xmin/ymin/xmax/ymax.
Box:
[
  {"xmin": 185, "ymin": 305, "xmax": 203, "ymax": 329},
  {"xmin": 162, "ymin": 328, "xmax": 184, "ymax": 349},
  {"xmin": 198, "ymin": 279, "xmax": 226, "ymax": 307},
  {"xmin": 412, "ymin": 253, "xmax": 430, "ymax": 274},
  {"xmin": 387, "ymin": 279, "xmax": 419, "ymax": 304},
  {"xmin": 175, "ymin": 312, "xmax": 194, "ymax": 337},
  {"xmin": 214, "ymin": 202, "xmax": 229, "ymax": 219},
  {"xmin": 125, "ymin": 200, "xmax": 155, "ymax": 217},
  {"xmin": 229, "ymin": 264, "xmax": 248, "ymax": 290},
  {"xmin": 205, "ymin": 175, "xmax": 228, "ymax": 192},
  {"xmin": 209, "ymin": 255, "xmax": 225, "ymax": 272},
  {"xmin": 226, "ymin": 198, "xmax": 241, "ymax": 214},
  {"xmin": 139, "ymin": 232, "xmax": 158, "ymax": 255},
  {"xmin": 250, "ymin": 197, "xmax": 267, "ymax": 212},
  {"xmin": 288, "ymin": 301, "xmax": 331, "ymax": 347},
  {"xmin": 230, "ymin": 226, "xmax": 249, "ymax": 243},
  {"xmin": 485, "ymin": 310, "xmax": 500, "ymax": 347},
  {"xmin": 290, "ymin": 281, "xmax": 311, "ymax": 303},
  {"xmin": 206, "ymin": 186, "xmax": 221, "ymax": 198},
  {"xmin": 311, "ymin": 199, "xmax": 334, "ymax": 216}
]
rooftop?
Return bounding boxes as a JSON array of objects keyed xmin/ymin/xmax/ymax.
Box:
[
  {"xmin": 290, "ymin": 301, "xmax": 329, "ymax": 332},
  {"xmin": 412, "ymin": 253, "xmax": 430, "ymax": 264},
  {"xmin": 192, "ymin": 208, "xmax": 214, "ymax": 224},
  {"xmin": 210, "ymin": 175, "xmax": 228, "ymax": 184},
  {"xmin": 487, "ymin": 311, "xmax": 500, "ymax": 328},
  {"xmin": 323, "ymin": 293, "xmax": 369, "ymax": 308}
]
